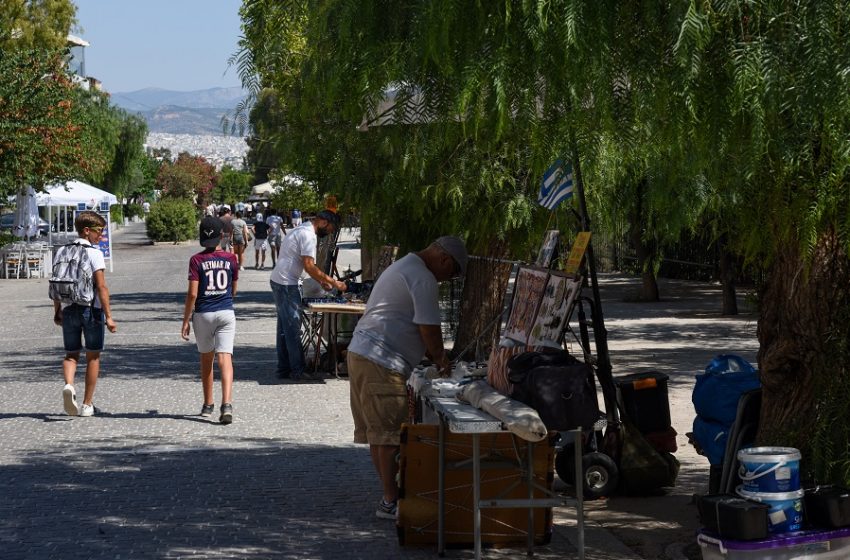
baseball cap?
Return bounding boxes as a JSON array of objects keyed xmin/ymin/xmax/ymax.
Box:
[
  {"xmin": 434, "ymin": 236, "xmax": 468, "ymax": 277},
  {"xmin": 316, "ymin": 209, "xmax": 340, "ymax": 228},
  {"xmin": 199, "ymin": 216, "xmax": 224, "ymax": 248}
]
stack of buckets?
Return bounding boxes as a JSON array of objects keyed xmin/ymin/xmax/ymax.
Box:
[{"xmin": 736, "ymin": 447, "xmax": 804, "ymax": 533}]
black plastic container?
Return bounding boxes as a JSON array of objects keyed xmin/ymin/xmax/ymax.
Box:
[
  {"xmin": 698, "ymin": 493, "xmax": 770, "ymax": 540},
  {"xmin": 805, "ymin": 486, "xmax": 850, "ymax": 528},
  {"xmin": 615, "ymin": 371, "xmax": 671, "ymax": 434}
]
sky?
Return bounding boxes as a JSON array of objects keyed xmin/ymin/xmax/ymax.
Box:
[{"xmin": 72, "ymin": 0, "xmax": 245, "ymax": 93}]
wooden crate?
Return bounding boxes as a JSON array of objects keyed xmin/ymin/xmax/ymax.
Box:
[{"xmin": 397, "ymin": 423, "xmax": 555, "ymax": 548}]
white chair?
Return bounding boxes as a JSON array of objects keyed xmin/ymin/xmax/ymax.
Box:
[
  {"xmin": 25, "ymin": 248, "xmax": 44, "ymax": 278},
  {"xmin": 4, "ymin": 246, "xmax": 24, "ymax": 279}
]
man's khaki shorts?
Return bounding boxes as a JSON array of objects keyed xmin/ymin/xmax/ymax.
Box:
[{"xmin": 347, "ymin": 351, "xmax": 408, "ymax": 446}]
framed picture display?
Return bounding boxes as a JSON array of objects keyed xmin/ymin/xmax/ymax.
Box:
[
  {"xmin": 503, "ymin": 267, "xmax": 549, "ymax": 344},
  {"xmin": 528, "ymin": 272, "xmax": 581, "ymax": 348},
  {"xmin": 535, "ymin": 230, "xmax": 560, "ymax": 268}
]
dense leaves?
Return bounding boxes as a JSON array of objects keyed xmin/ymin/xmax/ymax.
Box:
[
  {"xmin": 145, "ymin": 199, "xmax": 197, "ymax": 243},
  {"xmin": 0, "ymin": 49, "xmax": 91, "ymax": 197}
]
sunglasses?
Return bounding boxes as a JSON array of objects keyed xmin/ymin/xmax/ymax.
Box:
[{"xmin": 87, "ymin": 226, "xmax": 104, "ymax": 233}]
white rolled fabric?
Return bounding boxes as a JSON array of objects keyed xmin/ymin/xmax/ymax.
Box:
[{"xmin": 457, "ymin": 380, "xmax": 548, "ymax": 442}]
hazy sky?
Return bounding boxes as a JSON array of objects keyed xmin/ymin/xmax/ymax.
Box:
[{"xmin": 72, "ymin": 0, "xmax": 244, "ymax": 93}]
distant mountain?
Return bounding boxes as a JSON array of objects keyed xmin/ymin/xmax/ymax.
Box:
[
  {"xmin": 111, "ymin": 87, "xmax": 247, "ymax": 111},
  {"xmin": 110, "ymin": 87, "xmax": 247, "ymax": 135}
]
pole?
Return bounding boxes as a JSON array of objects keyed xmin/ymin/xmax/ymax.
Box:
[{"xmin": 567, "ymin": 126, "xmax": 619, "ymax": 423}]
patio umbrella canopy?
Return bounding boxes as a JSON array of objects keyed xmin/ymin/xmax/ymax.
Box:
[{"xmin": 12, "ymin": 186, "xmax": 39, "ymax": 238}]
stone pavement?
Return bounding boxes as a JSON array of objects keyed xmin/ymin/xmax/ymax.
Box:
[{"xmin": 0, "ymin": 221, "xmax": 642, "ymax": 560}]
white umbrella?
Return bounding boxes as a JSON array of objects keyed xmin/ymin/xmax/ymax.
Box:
[{"xmin": 12, "ymin": 186, "xmax": 39, "ymax": 239}]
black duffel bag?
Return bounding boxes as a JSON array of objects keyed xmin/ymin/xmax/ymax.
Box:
[{"xmin": 507, "ymin": 350, "xmax": 599, "ymax": 431}]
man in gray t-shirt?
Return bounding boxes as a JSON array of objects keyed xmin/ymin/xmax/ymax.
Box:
[{"xmin": 346, "ymin": 236, "xmax": 467, "ymax": 520}]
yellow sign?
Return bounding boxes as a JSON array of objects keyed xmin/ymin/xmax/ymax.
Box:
[{"xmin": 564, "ymin": 232, "xmax": 591, "ymax": 276}]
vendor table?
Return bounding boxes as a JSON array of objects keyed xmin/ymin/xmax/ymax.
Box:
[
  {"xmin": 303, "ymin": 301, "xmax": 366, "ymax": 377},
  {"xmin": 425, "ymin": 395, "xmax": 584, "ymax": 559}
]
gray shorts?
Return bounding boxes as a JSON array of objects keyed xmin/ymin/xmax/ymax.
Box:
[{"xmin": 192, "ymin": 310, "xmax": 236, "ymax": 354}]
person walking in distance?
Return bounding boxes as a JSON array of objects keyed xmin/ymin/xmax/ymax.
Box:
[
  {"xmin": 346, "ymin": 236, "xmax": 467, "ymax": 519},
  {"xmin": 51, "ymin": 211, "xmax": 118, "ymax": 417},
  {"xmin": 219, "ymin": 206, "xmax": 233, "ymax": 253},
  {"xmin": 181, "ymin": 216, "xmax": 240, "ymax": 424},
  {"xmin": 230, "ymin": 211, "xmax": 249, "ymax": 271},
  {"xmin": 252, "ymin": 212, "xmax": 270, "ymax": 269},
  {"xmin": 265, "ymin": 208, "xmax": 284, "ymax": 266},
  {"xmin": 269, "ymin": 210, "xmax": 346, "ymax": 381}
]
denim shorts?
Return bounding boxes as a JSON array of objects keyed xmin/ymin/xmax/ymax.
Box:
[{"xmin": 62, "ymin": 305, "xmax": 105, "ymax": 352}]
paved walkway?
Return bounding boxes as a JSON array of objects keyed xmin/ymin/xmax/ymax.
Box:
[{"xmin": 0, "ymin": 222, "xmax": 643, "ymax": 560}]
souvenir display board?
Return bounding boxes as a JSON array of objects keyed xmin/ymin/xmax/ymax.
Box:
[
  {"xmin": 528, "ymin": 272, "xmax": 580, "ymax": 348},
  {"xmin": 535, "ymin": 229, "xmax": 560, "ymax": 268},
  {"xmin": 503, "ymin": 267, "xmax": 549, "ymax": 344},
  {"xmin": 504, "ymin": 267, "xmax": 580, "ymax": 348},
  {"xmin": 564, "ymin": 231, "xmax": 591, "ymax": 276}
]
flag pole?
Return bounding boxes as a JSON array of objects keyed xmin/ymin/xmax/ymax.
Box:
[{"xmin": 566, "ymin": 122, "xmax": 618, "ymax": 425}]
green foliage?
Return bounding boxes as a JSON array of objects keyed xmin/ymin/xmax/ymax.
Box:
[
  {"xmin": 215, "ymin": 165, "xmax": 252, "ymax": 205},
  {"xmin": 0, "ymin": 49, "xmax": 93, "ymax": 198},
  {"xmin": 125, "ymin": 203, "xmax": 143, "ymax": 220},
  {"xmin": 109, "ymin": 204, "xmax": 123, "ymax": 223},
  {"xmin": 0, "ymin": 0, "xmax": 76, "ymax": 52},
  {"xmin": 268, "ymin": 173, "xmax": 321, "ymax": 214},
  {"xmin": 145, "ymin": 199, "xmax": 197, "ymax": 243}
]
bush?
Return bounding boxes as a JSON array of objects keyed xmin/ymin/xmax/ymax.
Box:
[
  {"xmin": 146, "ymin": 199, "xmax": 197, "ymax": 243},
  {"xmin": 109, "ymin": 204, "xmax": 123, "ymax": 224},
  {"xmin": 126, "ymin": 203, "xmax": 143, "ymax": 220}
]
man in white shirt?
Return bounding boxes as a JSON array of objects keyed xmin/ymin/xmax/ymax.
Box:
[
  {"xmin": 52, "ymin": 211, "xmax": 118, "ymax": 417},
  {"xmin": 269, "ymin": 210, "xmax": 346, "ymax": 381},
  {"xmin": 346, "ymin": 236, "xmax": 467, "ymax": 520}
]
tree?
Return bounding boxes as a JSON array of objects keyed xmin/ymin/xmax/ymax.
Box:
[
  {"xmin": 237, "ymin": 1, "xmax": 850, "ymax": 484},
  {"xmin": 268, "ymin": 173, "xmax": 321, "ymax": 214},
  {"xmin": 156, "ymin": 153, "xmax": 216, "ymax": 209},
  {"xmin": 0, "ymin": 0, "xmax": 76, "ymax": 52},
  {"xmin": 0, "ymin": 48, "xmax": 92, "ymax": 197},
  {"xmin": 215, "ymin": 165, "xmax": 252, "ymax": 205}
]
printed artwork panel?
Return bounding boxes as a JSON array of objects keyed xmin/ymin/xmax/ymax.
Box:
[
  {"xmin": 528, "ymin": 273, "xmax": 580, "ymax": 348},
  {"xmin": 503, "ymin": 267, "xmax": 549, "ymax": 344}
]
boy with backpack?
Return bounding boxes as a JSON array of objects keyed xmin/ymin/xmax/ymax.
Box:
[
  {"xmin": 50, "ymin": 211, "xmax": 118, "ymax": 417},
  {"xmin": 181, "ymin": 216, "xmax": 239, "ymax": 424}
]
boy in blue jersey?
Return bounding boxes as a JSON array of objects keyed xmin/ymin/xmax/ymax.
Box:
[{"xmin": 181, "ymin": 216, "xmax": 240, "ymax": 424}]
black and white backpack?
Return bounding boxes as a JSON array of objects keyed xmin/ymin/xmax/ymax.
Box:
[{"xmin": 48, "ymin": 243, "xmax": 95, "ymax": 305}]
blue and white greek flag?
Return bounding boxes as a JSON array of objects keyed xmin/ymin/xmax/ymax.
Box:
[{"xmin": 538, "ymin": 160, "xmax": 574, "ymax": 210}]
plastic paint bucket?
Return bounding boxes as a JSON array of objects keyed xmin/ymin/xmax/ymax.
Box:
[
  {"xmin": 737, "ymin": 486, "xmax": 805, "ymax": 533},
  {"xmin": 737, "ymin": 447, "xmax": 801, "ymax": 493}
]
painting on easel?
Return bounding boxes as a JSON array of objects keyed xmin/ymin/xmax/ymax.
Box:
[
  {"xmin": 535, "ymin": 230, "xmax": 560, "ymax": 268},
  {"xmin": 528, "ymin": 272, "xmax": 581, "ymax": 348},
  {"xmin": 503, "ymin": 267, "xmax": 549, "ymax": 345}
]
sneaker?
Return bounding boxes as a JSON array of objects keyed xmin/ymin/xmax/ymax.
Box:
[
  {"xmin": 62, "ymin": 384, "xmax": 79, "ymax": 416},
  {"xmin": 79, "ymin": 403, "xmax": 96, "ymax": 417},
  {"xmin": 200, "ymin": 403, "xmax": 215, "ymax": 417},
  {"xmin": 239, "ymin": 266, "xmax": 245, "ymax": 271},
  {"xmin": 376, "ymin": 499, "xmax": 398, "ymax": 520},
  {"xmin": 220, "ymin": 403, "xmax": 233, "ymax": 425}
]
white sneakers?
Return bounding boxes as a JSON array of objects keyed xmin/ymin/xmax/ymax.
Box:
[
  {"xmin": 62, "ymin": 384, "xmax": 95, "ymax": 417},
  {"xmin": 62, "ymin": 384, "xmax": 79, "ymax": 416}
]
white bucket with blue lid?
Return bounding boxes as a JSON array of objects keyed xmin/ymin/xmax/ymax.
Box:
[
  {"xmin": 737, "ymin": 486, "xmax": 804, "ymax": 533},
  {"xmin": 737, "ymin": 446, "xmax": 801, "ymax": 493}
]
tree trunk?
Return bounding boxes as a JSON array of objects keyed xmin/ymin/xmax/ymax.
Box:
[
  {"xmin": 717, "ymin": 233, "xmax": 738, "ymax": 315},
  {"xmin": 757, "ymin": 229, "xmax": 850, "ymax": 483},
  {"xmin": 452, "ymin": 240, "xmax": 513, "ymax": 362},
  {"xmin": 628, "ymin": 178, "xmax": 659, "ymax": 301}
]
